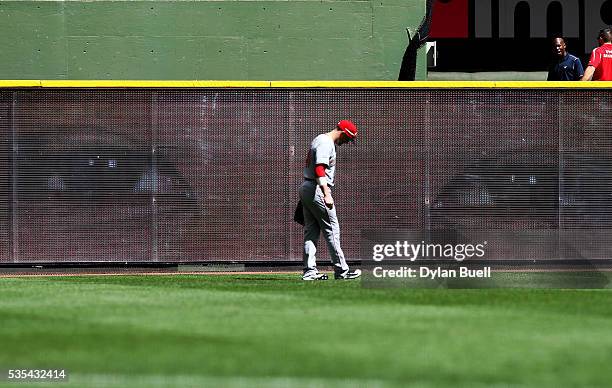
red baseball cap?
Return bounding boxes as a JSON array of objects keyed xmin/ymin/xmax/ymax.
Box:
[{"xmin": 337, "ymin": 120, "xmax": 358, "ymax": 140}]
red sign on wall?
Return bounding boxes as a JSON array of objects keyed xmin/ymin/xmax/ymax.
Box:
[{"xmin": 430, "ymin": 0, "xmax": 469, "ymax": 38}]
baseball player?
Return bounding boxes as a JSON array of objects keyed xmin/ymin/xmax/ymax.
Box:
[
  {"xmin": 299, "ymin": 120, "xmax": 361, "ymax": 280},
  {"xmin": 582, "ymin": 28, "xmax": 612, "ymax": 81}
]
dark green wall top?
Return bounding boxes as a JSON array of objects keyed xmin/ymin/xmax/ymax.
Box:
[{"xmin": 0, "ymin": 0, "xmax": 425, "ymax": 80}]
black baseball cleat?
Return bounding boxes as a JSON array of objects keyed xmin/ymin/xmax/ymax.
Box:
[
  {"xmin": 302, "ymin": 271, "xmax": 329, "ymax": 281},
  {"xmin": 334, "ymin": 269, "xmax": 362, "ymax": 280}
]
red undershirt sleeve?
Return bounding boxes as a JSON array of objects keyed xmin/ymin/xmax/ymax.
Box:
[{"xmin": 315, "ymin": 164, "xmax": 326, "ymax": 178}]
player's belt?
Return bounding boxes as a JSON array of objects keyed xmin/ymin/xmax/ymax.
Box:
[{"xmin": 304, "ymin": 178, "xmax": 334, "ymax": 188}]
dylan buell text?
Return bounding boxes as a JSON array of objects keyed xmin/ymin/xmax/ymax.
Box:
[{"xmin": 372, "ymin": 266, "xmax": 492, "ymax": 279}]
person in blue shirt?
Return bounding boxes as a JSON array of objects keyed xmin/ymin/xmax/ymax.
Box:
[{"xmin": 547, "ymin": 37, "xmax": 584, "ymax": 80}]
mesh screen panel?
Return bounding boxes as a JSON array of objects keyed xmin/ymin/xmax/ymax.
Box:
[
  {"xmin": 0, "ymin": 92, "xmax": 10, "ymax": 260},
  {"xmin": 0, "ymin": 87, "xmax": 610, "ymax": 263}
]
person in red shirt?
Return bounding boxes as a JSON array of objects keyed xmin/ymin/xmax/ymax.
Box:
[{"xmin": 582, "ymin": 28, "xmax": 612, "ymax": 81}]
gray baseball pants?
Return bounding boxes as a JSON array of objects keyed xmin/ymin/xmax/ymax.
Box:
[{"xmin": 299, "ymin": 181, "xmax": 349, "ymax": 274}]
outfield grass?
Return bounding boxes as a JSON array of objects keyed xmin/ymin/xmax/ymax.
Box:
[{"xmin": 1, "ymin": 274, "xmax": 612, "ymax": 387}]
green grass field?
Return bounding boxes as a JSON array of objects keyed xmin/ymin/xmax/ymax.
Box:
[{"xmin": 1, "ymin": 274, "xmax": 612, "ymax": 387}]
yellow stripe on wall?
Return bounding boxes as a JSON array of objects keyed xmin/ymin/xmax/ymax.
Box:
[{"xmin": 0, "ymin": 80, "xmax": 611, "ymax": 88}]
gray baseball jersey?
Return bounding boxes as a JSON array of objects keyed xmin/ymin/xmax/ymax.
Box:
[{"xmin": 303, "ymin": 134, "xmax": 337, "ymax": 186}]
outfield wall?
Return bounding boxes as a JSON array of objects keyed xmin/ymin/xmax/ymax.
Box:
[
  {"xmin": 0, "ymin": 81, "xmax": 611, "ymax": 264},
  {"xmin": 0, "ymin": 0, "xmax": 426, "ymax": 80}
]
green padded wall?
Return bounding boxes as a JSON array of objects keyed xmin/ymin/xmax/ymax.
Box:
[{"xmin": 0, "ymin": 0, "xmax": 426, "ymax": 80}]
